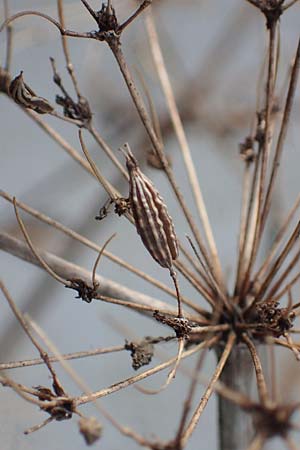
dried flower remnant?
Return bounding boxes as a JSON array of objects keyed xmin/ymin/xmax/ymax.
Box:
[
  {"xmin": 239, "ymin": 136, "xmax": 256, "ymax": 164},
  {"xmin": 121, "ymin": 144, "xmax": 183, "ymax": 318},
  {"xmin": 254, "ymin": 300, "xmax": 295, "ymax": 336},
  {"xmin": 125, "ymin": 337, "xmax": 155, "ymax": 370},
  {"xmin": 66, "ymin": 279, "xmax": 97, "ymax": 303},
  {"xmin": 50, "ymin": 57, "xmax": 92, "ymax": 124},
  {"xmin": 9, "ymin": 71, "xmax": 53, "ymax": 114},
  {"xmin": 78, "ymin": 416, "xmax": 102, "ymax": 446}
]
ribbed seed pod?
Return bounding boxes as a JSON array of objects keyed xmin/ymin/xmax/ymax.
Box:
[
  {"xmin": 9, "ymin": 71, "xmax": 53, "ymax": 114},
  {"xmin": 124, "ymin": 146, "xmax": 178, "ymax": 269}
]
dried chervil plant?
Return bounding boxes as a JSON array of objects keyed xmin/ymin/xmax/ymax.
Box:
[{"xmin": 1, "ymin": 1, "xmax": 300, "ymax": 450}]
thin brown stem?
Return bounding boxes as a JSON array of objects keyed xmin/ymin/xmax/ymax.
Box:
[
  {"xmin": 186, "ymin": 235, "xmax": 231, "ymax": 312},
  {"xmin": 57, "ymin": 0, "xmax": 85, "ymax": 99},
  {"xmin": 76, "ymin": 341, "xmax": 209, "ymax": 406},
  {"xmin": 0, "ymin": 10, "xmax": 93, "ymax": 39},
  {"xmin": 3, "ymin": 0, "xmax": 12, "ymax": 71},
  {"xmin": 80, "ymin": 0, "xmax": 98, "ymax": 22},
  {"xmin": 0, "ymin": 345, "xmax": 125, "ymax": 371},
  {"xmin": 178, "ymin": 242, "xmax": 215, "ymax": 293},
  {"xmin": 0, "ymin": 281, "xmax": 65, "ymax": 396},
  {"xmin": 23, "ymin": 109, "xmax": 94, "ymax": 176},
  {"xmin": 255, "ymin": 221, "xmax": 300, "ymax": 301},
  {"xmin": 0, "ymin": 374, "xmax": 60, "ymax": 408},
  {"xmin": 242, "ymin": 334, "xmax": 269, "ymax": 405},
  {"xmin": 92, "ymin": 233, "xmax": 116, "ymax": 288},
  {"xmin": 253, "ymin": 194, "xmax": 300, "ymax": 285},
  {"xmin": 273, "ymin": 271, "xmax": 300, "ymax": 302},
  {"xmin": 255, "ymin": 20, "xmax": 278, "ymax": 234},
  {"xmin": 236, "ymin": 152, "xmax": 260, "ymax": 297},
  {"xmin": 13, "ymin": 198, "xmax": 68, "ymax": 286},
  {"xmin": 180, "ymin": 332, "xmax": 236, "ymax": 447},
  {"xmin": 135, "ymin": 337, "xmax": 185, "ymax": 395},
  {"xmin": 174, "ymin": 259, "xmax": 216, "ymax": 308},
  {"xmin": 284, "ymin": 332, "xmax": 300, "ymax": 361},
  {"xmin": 241, "ymin": 21, "xmax": 278, "ymax": 296},
  {"xmin": 78, "ymin": 129, "xmax": 120, "ymax": 200},
  {"xmin": 235, "ymin": 161, "xmax": 252, "ymax": 293},
  {"xmin": 261, "ymin": 38, "xmax": 300, "ymax": 231},
  {"xmin": 145, "ymin": 11, "xmax": 225, "ymax": 290},
  {"xmin": 175, "ymin": 342, "xmax": 215, "ymax": 444},
  {"xmin": 268, "ymin": 345, "xmax": 278, "ymax": 402},
  {"xmin": 49, "ymin": 110, "xmax": 83, "ymax": 126},
  {"xmin": 88, "ymin": 123, "xmax": 129, "ymax": 179},
  {"xmin": 24, "ymin": 417, "xmax": 54, "ymax": 435},
  {"xmin": 118, "ymin": 0, "xmax": 152, "ymax": 33},
  {"xmin": 266, "ymin": 248, "xmax": 300, "ymax": 299},
  {"xmin": 169, "ymin": 268, "xmax": 183, "ymax": 318}
]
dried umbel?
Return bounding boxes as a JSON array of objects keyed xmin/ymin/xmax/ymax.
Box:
[{"xmin": 9, "ymin": 71, "xmax": 53, "ymax": 114}]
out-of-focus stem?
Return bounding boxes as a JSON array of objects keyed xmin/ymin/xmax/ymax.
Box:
[{"xmin": 217, "ymin": 343, "xmax": 268, "ymax": 450}]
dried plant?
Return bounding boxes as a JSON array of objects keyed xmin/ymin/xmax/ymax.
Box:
[{"xmin": 1, "ymin": 1, "xmax": 300, "ymax": 449}]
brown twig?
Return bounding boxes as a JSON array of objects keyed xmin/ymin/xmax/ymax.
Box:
[
  {"xmin": 254, "ymin": 220, "xmax": 300, "ymax": 301},
  {"xmin": 75, "ymin": 341, "xmax": 208, "ymax": 406},
  {"xmin": 91, "ymin": 233, "xmax": 116, "ymax": 288},
  {"xmin": 3, "ymin": 0, "xmax": 12, "ymax": 71},
  {"xmin": 0, "ymin": 344, "xmax": 125, "ymax": 371},
  {"xmin": 252, "ymin": 194, "xmax": 300, "ymax": 286},
  {"xmin": 180, "ymin": 332, "xmax": 236, "ymax": 447},
  {"xmin": 261, "ymin": 38, "xmax": 300, "ymax": 231},
  {"xmin": 13, "ymin": 197, "xmax": 68, "ymax": 286},
  {"xmin": 240, "ymin": 19, "xmax": 279, "ymax": 297},
  {"xmin": 242, "ymin": 334, "xmax": 269, "ymax": 405},
  {"xmin": 0, "ymin": 281, "xmax": 65, "ymax": 396}
]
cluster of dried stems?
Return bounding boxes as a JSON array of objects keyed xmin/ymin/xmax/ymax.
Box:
[{"xmin": 1, "ymin": 0, "xmax": 300, "ymax": 449}]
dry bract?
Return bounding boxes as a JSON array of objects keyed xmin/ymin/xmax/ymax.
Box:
[{"xmin": 9, "ymin": 71, "xmax": 54, "ymax": 114}]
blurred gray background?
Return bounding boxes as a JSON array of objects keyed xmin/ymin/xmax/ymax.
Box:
[{"xmin": 1, "ymin": 1, "xmax": 300, "ymax": 449}]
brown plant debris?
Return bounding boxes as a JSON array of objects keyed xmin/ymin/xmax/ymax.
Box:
[
  {"xmin": 66, "ymin": 279, "xmax": 98, "ymax": 303},
  {"xmin": 254, "ymin": 300, "xmax": 295, "ymax": 336},
  {"xmin": 9, "ymin": 71, "xmax": 53, "ymax": 114},
  {"xmin": 125, "ymin": 337, "xmax": 155, "ymax": 370},
  {"xmin": 50, "ymin": 57, "xmax": 92, "ymax": 123},
  {"xmin": 153, "ymin": 312, "xmax": 192, "ymax": 338},
  {"xmin": 78, "ymin": 416, "xmax": 102, "ymax": 446}
]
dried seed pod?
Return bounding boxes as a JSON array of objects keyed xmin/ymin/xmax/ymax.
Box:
[
  {"xmin": 9, "ymin": 71, "xmax": 53, "ymax": 114},
  {"xmin": 123, "ymin": 145, "xmax": 178, "ymax": 269}
]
